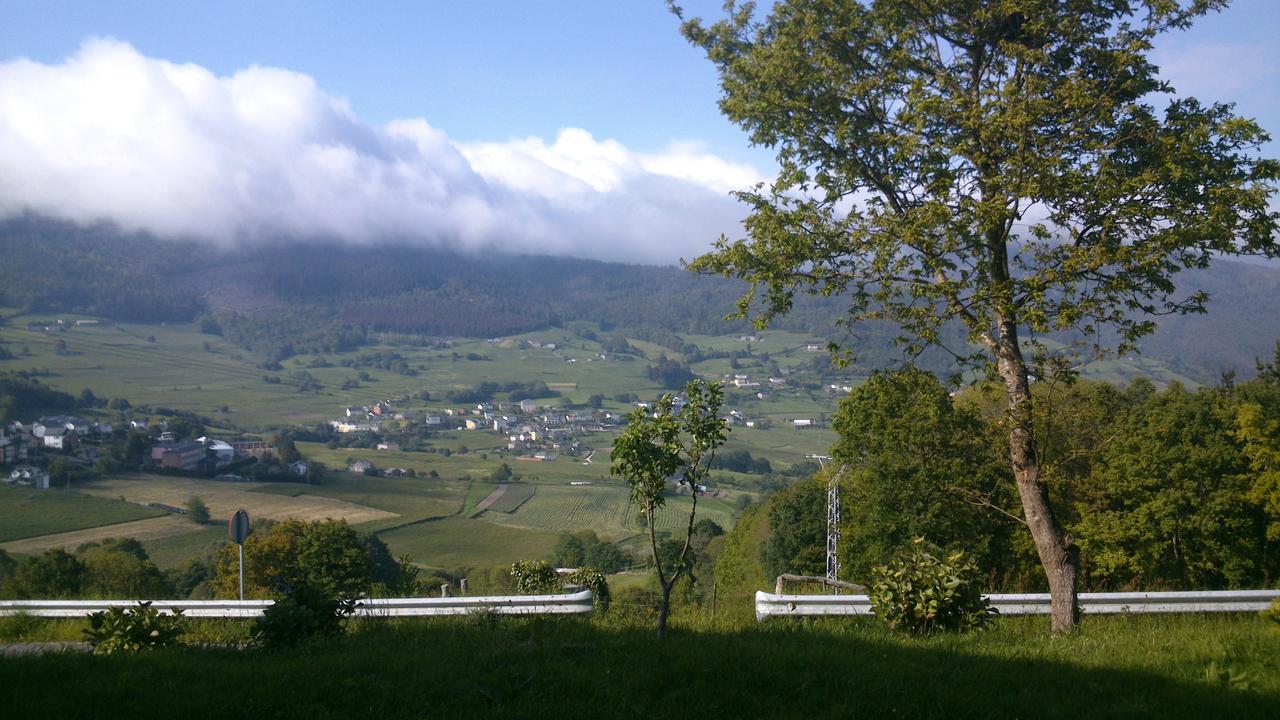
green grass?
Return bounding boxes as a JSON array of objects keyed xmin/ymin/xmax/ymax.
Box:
[
  {"xmin": 139, "ymin": 525, "xmax": 228, "ymax": 570},
  {"xmin": 376, "ymin": 516, "xmax": 561, "ymax": 571},
  {"xmin": 462, "ymin": 481, "xmax": 500, "ymax": 516},
  {"xmin": 251, "ymin": 471, "xmax": 467, "ymax": 521},
  {"xmin": 0, "ymin": 485, "xmax": 164, "ymax": 543},
  {"xmin": 1, "ymin": 614, "xmax": 1275, "ymax": 719}
]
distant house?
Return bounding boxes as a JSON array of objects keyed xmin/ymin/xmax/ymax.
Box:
[
  {"xmin": 464, "ymin": 419, "xmax": 482, "ymax": 430},
  {"xmin": 793, "ymin": 419, "xmax": 814, "ymax": 429},
  {"xmin": 152, "ymin": 440, "xmax": 206, "ymax": 470},
  {"xmin": 289, "ymin": 460, "xmax": 311, "ymax": 477},
  {"xmin": 41, "ymin": 427, "xmax": 79, "ymax": 451},
  {"xmin": 519, "ymin": 399, "xmax": 537, "ymax": 413},
  {"xmin": 0, "ymin": 430, "xmax": 28, "ymax": 465},
  {"xmin": 130, "ymin": 419, "xmax": 150, "ymax": 431},
  {"xmin": 196, "ymin": 437, "xmax": 235, "ymax": 466},
  {"xmin": 329, "ymin": 420, "xmax": 378, "ymax": 434},
  {"xmin": 348, "ymin": 459, "xmax": 375, "ymax": 474},
  {"xmin": 345, "ymin": 407, "xmax": 367, "ymax": 418},
  {"xmin": 423, "ymin": 415, "xmax": 445, "ymax": 426},
  {"xmin": 376, "ymin": 442, "xmax": 401, "ymax": 452},
  {"xmin": 8, "ymin": 466, "xmax": 50, "ymax": 489}
]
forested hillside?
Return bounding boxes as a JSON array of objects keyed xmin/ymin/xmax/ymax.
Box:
[{"xmin": 2, "ymin": 215, "xmax": 1278, "ymax": 380}]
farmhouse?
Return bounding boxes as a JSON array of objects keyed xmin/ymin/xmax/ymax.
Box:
[
  {"xmin": 40, "ymin": 427, "xmax": 79, "ymax": 450},
  {"xmin": 793, "ymin": 419, "xmax": 814, "ymax": 429},
  {"xmin": 348, "ymin": 459, "xmax": 375, "ymax": 473},
  {"xmin": 289, "ymin": 460, "xmax": 310, "ymax": 476}
]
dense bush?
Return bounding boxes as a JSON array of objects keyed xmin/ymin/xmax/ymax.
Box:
[
  {"xmin": 83, "ymin": 602, "xmax": 185, "ymax": 655},
  {"xmin": 250, "ymin": 583, "xmax": 358, "ymax": 648},
  {"xmin": 510, "ymin": 560, "xmax": 560, "ymax": 594},
  {"xmin": 868, "ymin": 540, "xmax": 995, "ymax": 635}
]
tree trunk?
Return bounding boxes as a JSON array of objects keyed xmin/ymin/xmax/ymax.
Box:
[
  {"xmin": 996, "ymin": 332, "xmax": 1080, "ymax": 633},
  {"xmin": 656, "ymin": 584, "xmax": 672, "ymax": 641}
]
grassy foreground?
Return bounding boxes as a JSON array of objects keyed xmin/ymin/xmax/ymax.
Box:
[{"xmin": 2, "ymin": 613, "xmax": 1277, "ymax": 719}]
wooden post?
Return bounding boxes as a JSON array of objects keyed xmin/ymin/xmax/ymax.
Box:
[
  {"xmin": 440, "ymin": 583, "xmax": 450, "ymax": 598},
  {"xmin": 460, "ymin": 578, "xmax": 468, "ymax": 596}
]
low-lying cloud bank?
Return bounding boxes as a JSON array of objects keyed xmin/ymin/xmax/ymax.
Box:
[{"xmin": 0, "ymin": 40, "xmax": 763, "ymax": 263}]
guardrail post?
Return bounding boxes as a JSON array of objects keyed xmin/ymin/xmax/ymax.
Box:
[
  {"xmin": 440, "ymin": 583, "xmax": 450, "ymax": 598},
  {"xmin": 460, "ymin": 578, "xmax": 468, "ymax": 596}
]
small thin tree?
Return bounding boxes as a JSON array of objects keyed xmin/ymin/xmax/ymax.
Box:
[{"xmin": 611, "ymin": 380, "xmax": 727, "ymax": 639}]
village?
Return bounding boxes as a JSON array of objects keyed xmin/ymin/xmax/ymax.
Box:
[{"xmin": 1, "ymin": 363, "xmax": 827, "ymax": 492}]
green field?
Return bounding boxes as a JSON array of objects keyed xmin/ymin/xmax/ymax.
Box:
[
  {"xmin": 376, "ymin": 516, "xmax": 561, "ymax": 570},
  {"xmin": 2, "ymin": 614, "xmax": 1275, "ymax": 719},
  {"xmin": 0, "ymin": 485, "xmax": 164, "ymax": 544},
  {"xmin": 483, "ymin": 482, "xmax": 536, "ymax": 513},
  {"xmin": 139, "ymin": 525, "xmax": 228, "ymax": 570}
]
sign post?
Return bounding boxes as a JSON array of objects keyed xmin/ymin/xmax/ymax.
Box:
[{"xmin": 228, "ymin": 509, "xmax": 250, "ymax": 601}]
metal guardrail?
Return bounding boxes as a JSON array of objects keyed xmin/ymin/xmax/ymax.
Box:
[
  {"xmin": 0, "ymin": 590, "xmax": 596, "ymax": 618},
  {"xmin": 755, "ymin": 589, "xmax": 1280, "ymax": 621}
]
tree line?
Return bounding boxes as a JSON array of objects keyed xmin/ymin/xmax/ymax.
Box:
[{"xmin": 726, "ymin": 359, "xmax": 1280, "ymax": 596}]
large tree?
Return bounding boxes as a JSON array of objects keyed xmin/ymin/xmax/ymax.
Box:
[{"xmin": 675, "ymin": 0, "xmax": 1278, "ymax": 632}]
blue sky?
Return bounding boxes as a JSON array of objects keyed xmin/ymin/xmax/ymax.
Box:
[{"xmin": 0, "ymin": 1, "xmax": 1275, "ymax": 262}]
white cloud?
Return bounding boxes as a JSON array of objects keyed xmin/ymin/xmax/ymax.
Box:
[{"xmin": 0, "ymin": 39, "xmax": 762, "ymax": 263}]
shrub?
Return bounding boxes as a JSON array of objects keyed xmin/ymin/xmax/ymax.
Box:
[
  {"xmin": 250, "ymin": 583, "xmax": 358, "ymax": 648},
  {"xmin": 510, "ymin": 560, "xmax": 611, "ymax": 611},
  {"xmin": 868, "ymin": 539, "xmax": 995, "ymax": 635},
  {"xmin": 564, "ymin": 567, "xmax": 611, "ymax": 611},
  {"xmin": 83, "ymin": 602, "xmax": 185, "ymax": 655},
  {"xmin": 510, "ymin": 560, "xmax": 559, "ymax": 594},
  {"xmin": 1263, "ymin": 598, "xmax": 1280, "ymax": 632}
]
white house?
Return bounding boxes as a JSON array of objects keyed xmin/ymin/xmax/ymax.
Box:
[{"xmin": 8, "ymin": 466, "xmax": 50, "ymax": 489}]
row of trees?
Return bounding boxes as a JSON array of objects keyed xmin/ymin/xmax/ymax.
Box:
[{"xmin": 750, "ymin": 363, "xmax": 1280, "ymax": 594}]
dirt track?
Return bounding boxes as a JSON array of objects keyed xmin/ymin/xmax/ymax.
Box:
[{"xmin": 474, "ymin": 484, "xmax": 508, "ymax": 513}]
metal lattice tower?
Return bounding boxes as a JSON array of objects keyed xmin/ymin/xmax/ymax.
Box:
[{"xmin": 826, "ymin": 469, "xmax": 841, "ymax": 590}]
